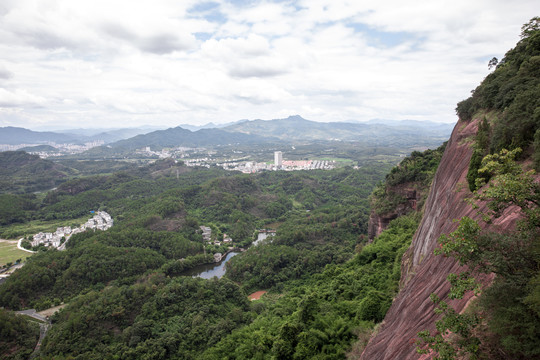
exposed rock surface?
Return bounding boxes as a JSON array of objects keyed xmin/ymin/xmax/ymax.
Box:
[
  {"xmin": 368, "ymin": 184, "xmax": 420, "ymax": 241},
  {"xmin": 360, "ymin": 118, "xmax": 523, "ymax": 359}
]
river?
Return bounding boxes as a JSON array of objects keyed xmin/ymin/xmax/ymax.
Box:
[
  {"xmin": 185, "ymin": 232, "xmax": 273, "ymax": 279},
  {"xmin": 182, "ymin": 251, "xmax": 240, "ymax": 279}
]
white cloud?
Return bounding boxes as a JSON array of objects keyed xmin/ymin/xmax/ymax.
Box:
[
  {"xmin": 0, "ymin": 88, "xmax": 45, "ymax": 107},
  {"xmin": 0, "ymin": 0, "xmax": 537, "ymax": 129}
]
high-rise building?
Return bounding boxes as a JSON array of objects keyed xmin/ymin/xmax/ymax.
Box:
[{"xmin": 274, "ymin": 151, "xmax": 283, "ymax": 168}]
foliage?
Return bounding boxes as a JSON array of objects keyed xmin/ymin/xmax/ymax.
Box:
[
  {"xmin": 371, "ymin": 143, "xmax": 445, "ymax": 215},
  {"xmin": 0, "ymin": 308, "xmax": 40, "ymax": 360},
  {"xmin": 384, "ymin": 144, "xmax": 446, "ymax": 187},
  {"xmin": 466, "ymin": 117, "xmax": 491, "ymax": 191},
  {"xmin": 226, "ymin": 204, "xmax": 369, "ymax": 293},
  {"xmin": 0, "ymin": 151, "xmax": 73, "ymax": 194},
  {"xmin": 418, "ymin": 149, "xmax": 540, "ymax": 359},
  {"xmin": 456, "ymin": 18, "xmax": 540, "ymax": 163},
  {"xmin": 0, "ymin": 161, "xmax": 388, "ymax": 309},
  {"xmin": 202, "ymin": 214, "xmax": 419, "ymax": 360},
  {"xmin": 40, "ymin": 276, "xmax": 251, "ymax": 359}
]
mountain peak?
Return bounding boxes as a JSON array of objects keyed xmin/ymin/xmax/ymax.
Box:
[{"xmin": 285, "ymin": 115, "xmax": 307, "ymax": 121}]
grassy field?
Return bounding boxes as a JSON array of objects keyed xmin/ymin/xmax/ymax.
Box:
[
  {"xmin": 0, "ymin": 240, "xmax": 30, "ymax": 266},
  {"xmin": 0, "ymin": 215, "xmax": 90, "ymax": 239}
]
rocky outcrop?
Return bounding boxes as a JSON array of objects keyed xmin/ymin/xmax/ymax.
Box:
[
  {"xmin": 368, "ymin": 185, "xmax": 420, "ymax": 240},
  {"xmin": 360, "ymin": 118, "xmax": 523, "ymax": 359}
]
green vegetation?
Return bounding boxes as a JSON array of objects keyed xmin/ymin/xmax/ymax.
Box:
[
  {"xmin": 40, "ymin": 276, "xmax": 251, "ymax": 359},
  {"xmin": 0, "ymin": 241, "xmax": 28, "ymax": 267},
  {"xmin": 457, "ymin": 17, "xmax": 540, "ymax": 188},
  {"xmin": 0, "ymin": 308, "xmax": 40, "ymax": 360},
  {"xmin": 0, "ymin": 138, "xmax": 444, "ymax": 358},
  {"xmin": 0, "ymin": 160, "xmax": 391, "ymax": 310},
  {"xmin": 0, "ymin": 151, "xmax": 74, "ymax": 194},
  {"xmin": 202, "ymin": 213, "xmax": 420, "ymax": 360},
  {"xmin": 371, "ymin": 144, "xmax": 445, "ymax": 216}
]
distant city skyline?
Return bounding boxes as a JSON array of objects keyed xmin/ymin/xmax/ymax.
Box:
[{"xmin": 0, "ymin": 0, "xmax": 537, "ymax": 129}]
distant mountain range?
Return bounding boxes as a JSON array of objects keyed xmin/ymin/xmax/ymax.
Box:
[
  {"xmin": 220, "ymin": 115, "xmax": 454, "ymax": 143},
  {"xmin": 1, "ymin": 116, "xmax": 454, "ymax": 153},
  {"xmin": 176, "ymin": 119, "xmax": 249, "ymax": 132},
  {"xmin": 0, "ymin": 127, "xmax": 81, "ymax": 145},
  {"xmin": 0, "ymin": 126, "xmax": 156, "ymax": 145},
  {"xmin": 102, "ymin": 126, "xmax": 280, "ymax": 151}
]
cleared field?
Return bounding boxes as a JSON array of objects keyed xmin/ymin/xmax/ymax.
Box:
[
  {"xmin": 0, "ymin": 215, "xmax": 89, "ymax": 239},
  {"xmin": 0, "ymin": 239, "xmax": 30, "ymax": 266}
]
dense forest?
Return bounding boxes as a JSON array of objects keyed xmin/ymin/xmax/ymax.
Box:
[
  {"xmin": 0, "ymin": 151, "xmax": 74, "ymax": 194},
  {"xmin": 0, "ymin": 308, "xmax": 40, "ymax": 359},
  {"xmin": 0, "ymin": 138, "xmax": 444, "ymax": 358}
]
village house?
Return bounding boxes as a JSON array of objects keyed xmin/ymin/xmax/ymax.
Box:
[
  {"xmin": 223, "ymin": 234, "xmax": 233, "ymax": 243},
  {"xmin": 200, "ymin": 226, "xmax": 212, "ymax": 242},
  {"xmin": 30, "ymin": 211, "xmax": 113, "ymax": 250}
]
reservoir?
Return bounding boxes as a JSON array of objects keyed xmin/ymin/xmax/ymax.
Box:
[
  {"xmin": 183, "ymin": 251, "xmax": 239, "ymax": 279},
  {"xmin": 186, "ymin": 231, "xmax": 274, "ymax": 279}
]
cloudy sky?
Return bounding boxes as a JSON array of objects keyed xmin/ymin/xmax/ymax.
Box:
[{"xmin": 0, "ymin": 0, "xmax": 537, "ymax": 130}]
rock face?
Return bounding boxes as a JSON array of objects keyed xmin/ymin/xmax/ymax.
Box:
[
  {"xmin": 360, "ymin": 118, "xmax": 523, "ymax": 359},
  {"xmin": 368, "ymin": 185, "xmax": 420, "ymax": 241}
]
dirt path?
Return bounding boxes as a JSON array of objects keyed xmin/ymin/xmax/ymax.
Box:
[{"xmin": 38, "ymin": 304, "xmax": 67, "ymax": 318}]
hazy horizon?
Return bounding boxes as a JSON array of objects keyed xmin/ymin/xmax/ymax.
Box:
[{"xmin": 4, "ymin": 115, "xmax": 457, "ymax": 133}]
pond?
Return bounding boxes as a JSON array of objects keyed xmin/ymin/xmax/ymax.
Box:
[
  {"xmin": 185, "ymin": 231, "xmax": 275, "ymax": 279},
  {"xmin": 182, "ymin": 251, "xmax": 239, "ymax": 279}
]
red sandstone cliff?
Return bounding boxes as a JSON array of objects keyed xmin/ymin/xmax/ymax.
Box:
[
  {"xmin": 368, "ymin": 185, "xmax": 420, "ymax": 241},
  {"xmin": 360, "ymin": 118, "xmax": 523, "ymax": 359}
]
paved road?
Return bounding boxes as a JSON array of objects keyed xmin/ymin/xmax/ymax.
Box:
[
  {"xmin": 16, "ymin": 309, "xmax": 48, "ymax": 322},
  {"xmin": 16, "ymin": 309, "xmax": 51, "ymax": 358},
  {"xmin": 30, "ymin": 322, "xmax": 51, "ymax": 359},
  {"xmin": 17, "ymin": 238, "xmax": 36, "ymax": 253}
]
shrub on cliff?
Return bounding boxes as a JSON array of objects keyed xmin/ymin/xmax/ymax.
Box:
[
  {"xmin": 457, "ymin": 17, "xmax": 540, "ymax": 173},
  {"xmin": 371, "ymin": 143, "xmax": 446, "ymax": 215},
  {"xmin": 418, "ymin": 148, "xmax": 540, "ymax": 359}
]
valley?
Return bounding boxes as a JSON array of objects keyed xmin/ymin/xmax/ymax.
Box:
[
  {"xmin": 0, "ymin": 135, "xmax": 437, "ymax": 358},
  {"xmin": 0, "ymin": 15, "xmax": 538, "ymax": 360}
]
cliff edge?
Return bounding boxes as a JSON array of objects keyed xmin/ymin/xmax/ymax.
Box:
[{"xmin": 360, "ymin": 117, "xmax": 522, "ymax": 359}]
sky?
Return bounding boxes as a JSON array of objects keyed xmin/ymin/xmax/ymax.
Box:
[{"xmin": 0, "ymin": 0, "xmax": 538, "ymax": 130}]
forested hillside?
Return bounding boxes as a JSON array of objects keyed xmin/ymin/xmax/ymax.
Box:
[
  {"xmin": 368, "ymin": 143, "xmax": 445, "ymax": 240},
  {"xmin": 0, "ymin": 151, "xmax": 74, "ymax": 194},
  {"xmin": 0, "ymin": 308, "xmax": 40, "ymax": 359},
  {"xmin": 0, "ymin": 142, "xmax": 446, "ymax": 358}
]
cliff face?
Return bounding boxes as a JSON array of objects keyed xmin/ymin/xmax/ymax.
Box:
[
  {"xmin": 368, "ymin": 185, "xmax": 420, "ymax": 240},
  {"xmin": 360, "ymin": 118, "xmax": 522, "ymax": 359}
]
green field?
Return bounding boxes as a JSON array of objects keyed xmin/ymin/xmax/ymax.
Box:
[
  {"xmin": 0, "ymin": 215, "xmax": 90, "ymax": 239},
  {"xmin": 0, "ymin": 240, "xmax": 30, "ymax": 266}
]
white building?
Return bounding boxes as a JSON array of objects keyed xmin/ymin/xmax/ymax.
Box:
[{"xmin": 274, "ymin": 151, "xmax": 283, "ymax": 168}]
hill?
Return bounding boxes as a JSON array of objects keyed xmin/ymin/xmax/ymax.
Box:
[
  {"xmin": 221, "ymin": 115, "xmax": 453, "ymax": 144},
  {"xmin": 18, "ymin": 145, "xmax": 58, "ymax": 153},
  {"xmin": 0, "ymin": 151, "xmax": 73, "ymax": 193},
  {"xmin": 83, "ymin": 126, "xmax": 281, "ymax": 156},
  {"xmin": 0, "ymin": 127, "xmax": 80, "ymax": 145}
]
